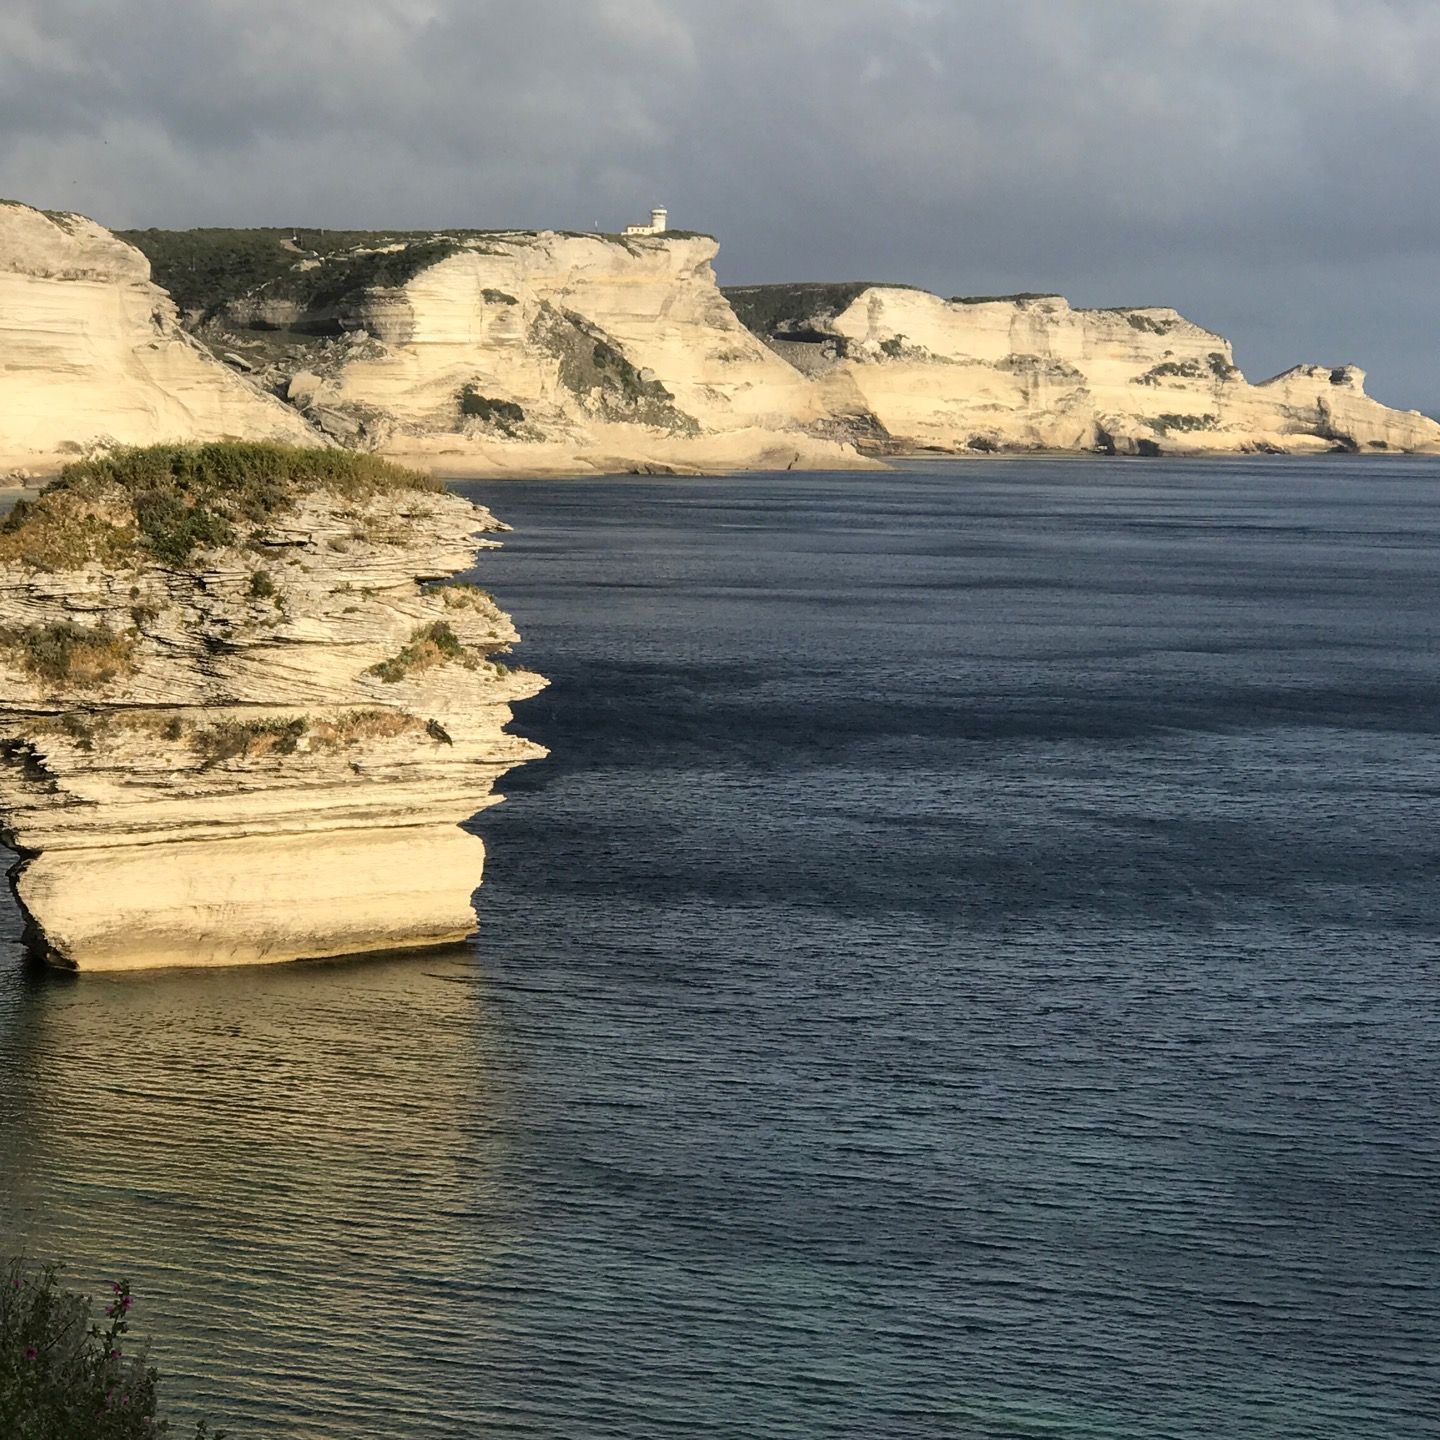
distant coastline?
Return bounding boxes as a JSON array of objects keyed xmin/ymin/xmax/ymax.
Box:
[{"xmin": 3, "ymin": 200, "xmax": 1438, "ymax": 480}]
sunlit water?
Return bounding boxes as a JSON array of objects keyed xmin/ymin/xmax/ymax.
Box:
[{"xmin": 2, "ymin": 460, "xmax": 1438, "ymax": 1438}]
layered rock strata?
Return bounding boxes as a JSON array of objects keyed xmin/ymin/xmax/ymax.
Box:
[
  {"xmin": 0, "ymin": 444, "xmax": 544, "ymax": 971},
  {"xmin": 5, "ymin": 201, "xmax": 1436, "ymax": 470},
  {"xmin": 170, "ymin": 227, "xmax": 865, "ymax": 475},
  {"xmin": 732, "ymin": 286, "xmax": 1440, "ymax": 456},
  {"xmin": 0, "ymin": 203, "xmax": 319, "ymax": 476}
]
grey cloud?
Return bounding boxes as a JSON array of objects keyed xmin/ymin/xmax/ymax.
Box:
[{"xmin": 2, "ymin": 0, "xmax": 1435, "ymax": 406}]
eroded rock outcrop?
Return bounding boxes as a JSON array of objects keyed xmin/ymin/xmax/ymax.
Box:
[
  {"xmin": 0, "ymin": 443, "xmax": 544, "ymax": 971},
  {"xmin": 176, "ymin": 228, "xmax": 865, "ymax": 475},
  {"xmin": 7, "ymin": 202, "xmax": 1435, "ymax": 471},
  {"xmin": 0, "ymin": 202, "xmax": 319, "ymax": 476},
  {"xmin": 730, "ymin": 286, "xmax": 1440, "ymax": 456}
]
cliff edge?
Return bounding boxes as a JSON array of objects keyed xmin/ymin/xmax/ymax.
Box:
[
  {"xmin": 130, "ymin": 223, "xmax": 869, "ymax": 476},
  {"xmin": 729, "ymin": 285, "xmax": 1440, "ymax": 457},
  {"xmin": 4, "ymin": 200, "xmax": 1436, "ymax": 471},
  {"xmin": 0, "ymin": 202, "xmax": 319, "ymax": 476},
  {"xmin": 0, "ymin": 442, "xmax": 544, "ymax": 970}
]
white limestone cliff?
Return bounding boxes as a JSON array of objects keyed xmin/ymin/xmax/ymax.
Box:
[
  {"xmin": 5, "ymin": 200, "xmax": 1436, "ymax": 470},
  {"xmin": 204, "ymin": 230, "xmax": 868, "ymax": 475},
  {"xmin": 0, "ymin": 445, "xmax": 544, "ymax": 971},
  {"xmin": 778, "ymin": 288, "xmax": 1440, "ymax": 456},
  {"xmin": 0, "ymin": 202, "xmax": 319, "ymax": 476}
]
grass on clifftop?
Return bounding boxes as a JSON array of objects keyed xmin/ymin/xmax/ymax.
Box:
[
  {"xmin": 723, "ymin": 282, "xmax": 923, "ymax": 340},
  {"xmin": 120, "ymin": 226, "xmax": 717, "ymax": 321},
  {"xmin": 0, "ymin": 443, "xmax": 441, "ymax": 572},
  {"xmin": 117, "ymin": 227, "xmax": 468, "ymax": 316}
]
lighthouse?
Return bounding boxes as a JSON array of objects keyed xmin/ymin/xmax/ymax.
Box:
[{"xmin": 624, "ymin": 207, "xmax": 670, "ymax": 237}]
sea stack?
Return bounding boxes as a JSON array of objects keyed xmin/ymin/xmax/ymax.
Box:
[{"xmin": 0, "ymin": 442, "xmax": 545, "ymax": 971}]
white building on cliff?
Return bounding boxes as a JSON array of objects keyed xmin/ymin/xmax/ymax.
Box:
[{"xmin": 624, "ymin": 207, "xmax": 669, "ymax": 236}]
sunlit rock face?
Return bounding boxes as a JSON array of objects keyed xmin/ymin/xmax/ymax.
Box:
[
  {"xmin": 743, "ymin": 287, "xmax": 1440, "ymax": 457},
  {"xmin": 8, "ymin": 200, "xmax": 1434, "ymax": 473},
  {"xmin": 0, "ymin": 445, "xmax": 545, "ymax": 971},
  {"xmin": 206, "ymin": 230, "xmax": 873, "ymax": 476},
  {"xmin": 0, "ymin": 203, "xmax": 319, "ymax": 475}
]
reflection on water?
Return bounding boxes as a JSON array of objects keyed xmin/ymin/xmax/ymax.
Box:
[
  {"xmin": 3, "ymin": 463, "xmax": 1440, "ymax": 1438},
  {"xmin": 0, "ymin": 886, "xmax": 509, "ymax": 1437}
]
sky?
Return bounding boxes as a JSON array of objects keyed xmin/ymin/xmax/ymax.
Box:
[{"xmin": 3, "ymin": 0, "xmax": 1437, "ymax": 409}]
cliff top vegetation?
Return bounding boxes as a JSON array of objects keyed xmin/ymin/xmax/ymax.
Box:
[
  {"xmin": 0, "ymin": 442, "xmax": 440, "ymax": 572},
  {"xmin": 724, "ymin": 282, "xmax": 920, "ymax": 340},
  {"xmin": 119, "ymin": 227, "xmax": 715, "ymax": 319}
]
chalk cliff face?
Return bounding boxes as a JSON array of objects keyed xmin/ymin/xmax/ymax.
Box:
[
  {"xmin": 0, "ymin": 203, "xmax": 318, "ymax": 475},
  {"xmin": 741, "ymin": 287, "xmax": 1440, "ymax": 456},
  {"xmin": 0, "ymin": 444, "xmax": 544, "ymax": 971},
  {"xmin": 197, "ymin": 230, "xmax": 861, "ymax": 475},
  {"xmin": 5, "ymin": 202, "xmax": 1436, "ymax": 471}
]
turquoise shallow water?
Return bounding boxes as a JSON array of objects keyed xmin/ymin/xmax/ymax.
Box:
[{"xmin": 2, "ymin": 459, "xmax": 1438, "ymax": 1438}]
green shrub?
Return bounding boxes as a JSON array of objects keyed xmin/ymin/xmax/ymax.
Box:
[
  {"xmin": 0, "ymin": 622, "xmax": 136, "ymax": 689},
  {"xmin": 0, "ymin": 444, "xmax": 440, "ymax": 573},
  {"xmin": 0, "ymin": 1259, "xmax": 217, "ymax": 1438},
  {"xmin": 190, "ymin": 716, "xmax": 308, "ymax": 764},
  {"xmin": 1151, "ymin": 413, "xmax": 1219, "ymax": 435},
  {"xmin": 308, "ymin": 709, "xmax": 423, "ymax": 746},
  {"xmin": 247, "ymin": 570, "xmax": 277, "ymax": 600},
  {"xmin": 134, "ymin": 490, "xmax": 235, "ymax": 566},
  {"xmin": 458, "ymin": 389, "xmax": 525, "ymax": 432},
  {"xmin": 1133, "ymin": 359, "xmax": 1205, "ymax": 386},
  {"xmin": 267, "ymin": 240, "xmax": 463, "ymax": 314},
  {"xmin": 1135, "ymin": 355, "xmax": 1238, "ymax": 386},
  {"xmin": 118, "ymin": 226, "xmax": 477, "ymax": 318},
  {"xmin": 0, "ymin": 497, "xmax": 135, "ymax": 573},
  {"xmin": 723, "ymin": 282, "xmax": 922, "ymax": 339},
  {"xmin": 949, "ymin": 292, "xmax": 1060, "ymax": 306},
  {"xmin": 533, "ymin": 304, "xmax": 693, "ymax": 430},
  {"xmin": 433, "ymin": 581, "xmax": 496, "ymax": 611},
  {"xmin": 368, "ymin": 621, "xmax": 466, "ymax": 683}
]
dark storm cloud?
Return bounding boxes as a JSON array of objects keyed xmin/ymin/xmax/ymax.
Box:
[{"xmin": 3, "ymin": 0, "xmax": 1436, "ymax": 406}]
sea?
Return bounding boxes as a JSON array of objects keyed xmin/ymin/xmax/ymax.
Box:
[{"xmin": 1, "ymin": 458, "xmax": 1437, "ymax": 1439}]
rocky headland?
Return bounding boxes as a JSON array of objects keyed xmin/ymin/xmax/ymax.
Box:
[
  {"xmin": 728, "ymin": 284, "xmax": 1440, "ymax": 457},
  {"xmin": 3, "ymin": 198, "xmax": 1437, "ymax": 474},
  {"xmin": 0, "ymin": 442, "xmax": 544, "ymax": 970},
  {"xmin": 0, "ymin": 202, "xmax": 319, "ymax": 479}
]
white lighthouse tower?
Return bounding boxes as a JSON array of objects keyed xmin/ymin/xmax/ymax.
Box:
[{"xmin": 624, "ymin": 206, "xmax": 670, "ymax": 237}]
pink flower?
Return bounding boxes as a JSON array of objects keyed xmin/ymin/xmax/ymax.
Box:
[{"xmin": 24, "ymin": 1345, "xmax": 38, "ymax": 1361}]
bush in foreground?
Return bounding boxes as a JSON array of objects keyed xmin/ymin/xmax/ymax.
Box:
[
  {"xmin": 0, "ymin": 1259, "xmax": 218, "ymax": 1439},
  {"xmin": 0, "ymin": 442, "xmax": 442, "ymax": 572}
]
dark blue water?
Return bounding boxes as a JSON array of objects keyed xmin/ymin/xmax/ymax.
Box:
[{"xmin": 2, "ymin": 459, "xmax": 1438, "ymax": 1438}]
